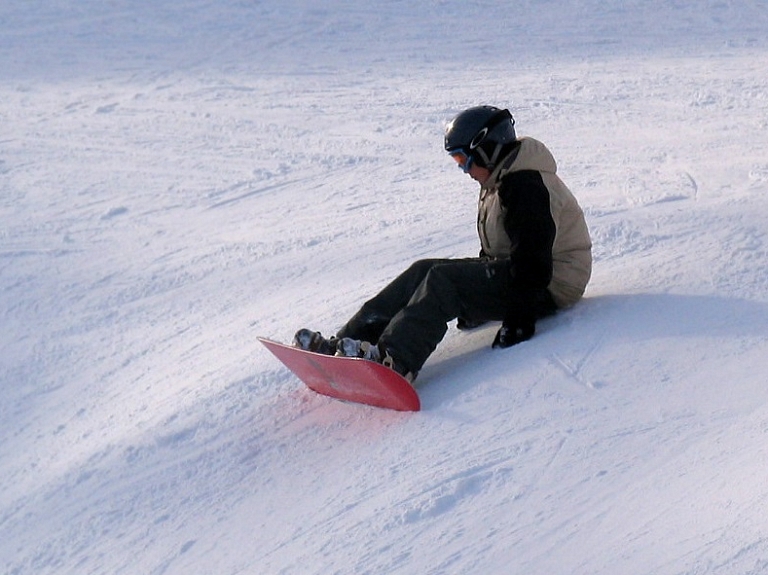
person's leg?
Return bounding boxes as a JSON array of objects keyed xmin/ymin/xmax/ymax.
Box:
[
  {"xmin": 378, "ymin": 259, "xmax": 513, "ymax": 373},
  {"xmin": 336, "ymin": 258, "xmax": 459, "ymax": 343}
]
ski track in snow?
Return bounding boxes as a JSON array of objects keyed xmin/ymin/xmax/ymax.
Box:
[{"xmin": 2, "ymin": 1, "xmax": 768, "ymax": 574}]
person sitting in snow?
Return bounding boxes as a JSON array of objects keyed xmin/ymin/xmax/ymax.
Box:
[{"xmin": 294, "ymin": 106, "xmax": 592, "ymax": 382}]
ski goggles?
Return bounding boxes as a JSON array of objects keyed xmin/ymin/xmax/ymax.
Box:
[{"xmin": 448, "ymin": 148, "xmax": 473, "ymax": 173}]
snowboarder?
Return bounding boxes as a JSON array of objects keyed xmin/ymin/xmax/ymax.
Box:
[{"xmin": 295, "ymin": 106, "xmax": 592, "ymax": 382}]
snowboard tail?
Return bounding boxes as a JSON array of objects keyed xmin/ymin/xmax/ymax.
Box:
[{"xmin": 259, "ymin": 337, "xmax": 420, "ymax": 411}]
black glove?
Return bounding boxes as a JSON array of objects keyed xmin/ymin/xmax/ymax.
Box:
[{"xmin": 492, "ymin": 317, "xmax": 535, "ymax": 348}]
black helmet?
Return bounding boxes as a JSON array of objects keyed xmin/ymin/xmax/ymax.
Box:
[{"xmin": 445, "ymin": 106, "xmax": 516, "ymax": 170}]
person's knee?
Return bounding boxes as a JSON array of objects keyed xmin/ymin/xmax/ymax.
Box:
[
  {"xmin": 426, "ymin": 262, "xmax": 460, "ymax": 286},
  {"xmin": 421, "ymin": 266, "xmax": 460, "ymax": 312},
  {"xmin": 409, "ymin": 258, "xmax": 436, "ymax": 272},
  {"xmin": 404, "ymin": 258, "xmax": 440, "ymax": 280}
]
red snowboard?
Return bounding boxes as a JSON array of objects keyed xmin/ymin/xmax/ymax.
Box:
[{"xmin": 259, "ymin": 337, "xmax": 420, "ymax": 411}]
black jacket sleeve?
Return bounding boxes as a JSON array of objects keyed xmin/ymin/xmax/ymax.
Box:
[{"xmin": 497, "ymin": 170, "xmax": 556, "ymax": 316}]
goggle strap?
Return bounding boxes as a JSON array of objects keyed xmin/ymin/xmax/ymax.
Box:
[
  {"xmin": 488, "ymin": 142, "xmax": 503, "ymax": 166},
  {"xmin": 475, "ymin": 146, "xmax": 491, "ymax": 167}
]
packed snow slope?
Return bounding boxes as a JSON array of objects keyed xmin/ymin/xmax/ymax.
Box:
[{"xmin": 2, "ymin": 1, "xmax": 768, "ymax": 574}]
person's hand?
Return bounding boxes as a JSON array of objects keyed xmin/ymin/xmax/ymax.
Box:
[{"xmin": 492, "ymin": 318, "xmax": 535, "ymax": 348}]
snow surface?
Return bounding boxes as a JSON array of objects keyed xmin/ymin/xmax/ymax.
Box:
[{"xmin": 2, "ymin": 1, "xmax": 768, "ymax": 574}]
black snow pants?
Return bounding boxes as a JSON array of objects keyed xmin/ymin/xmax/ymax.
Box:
[{"xmin": 336, "ymin": 258, "xmax": 556, "ymax": 374}]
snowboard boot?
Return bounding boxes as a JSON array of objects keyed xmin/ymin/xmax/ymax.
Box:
[
  {"xmin": 293, "ymin": 328, "xmax": 338, "ymax": 355},
  {"xmin": 335, "ymin": 338, "xmax": 417, "ymax": 383}
]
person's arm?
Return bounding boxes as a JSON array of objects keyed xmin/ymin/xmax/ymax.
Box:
[{"xmin": 492, "ymin": 170, "xmax": 556, "ymax": 348}]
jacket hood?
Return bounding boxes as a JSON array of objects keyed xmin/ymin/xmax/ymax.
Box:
[{"xmin": 496, "ymin": 137, "xmax": 557, "ymax": 180}]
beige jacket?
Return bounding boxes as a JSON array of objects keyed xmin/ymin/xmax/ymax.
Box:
[{"xmin": 477, "ymin": 137, "xmax": 592, "ymax": 308}]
